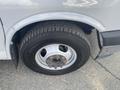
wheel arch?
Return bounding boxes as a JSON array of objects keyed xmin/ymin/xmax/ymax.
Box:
[{"xmin": 6, "ymin": 12, "xmax": 105, "ymax": 59}]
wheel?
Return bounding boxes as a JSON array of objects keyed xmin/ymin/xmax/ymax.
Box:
[{"xmin": 20, "ymin": 21, "xmax": 90, "ymax": 75}]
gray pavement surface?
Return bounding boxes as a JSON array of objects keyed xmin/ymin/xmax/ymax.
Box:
[{"xmin": 0, "ymin": 53, "xmax": 120, "ymax": 90}]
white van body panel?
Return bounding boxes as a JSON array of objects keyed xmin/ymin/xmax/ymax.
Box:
[
  {"xmin": 0, "ymin": 0, "xmax": 120, "ymax": 59},
  {"xmin": 0, "ymin": 20, "xmax": 7, "ymax": 59},
  {"xmin": 0, "ymin": 0, "xmax": 120, "ymax": 32}
]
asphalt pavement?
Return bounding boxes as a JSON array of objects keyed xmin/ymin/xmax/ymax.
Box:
[{"xmin": 0, "ymin": 52, "xmax": 120, "ymax": 90}]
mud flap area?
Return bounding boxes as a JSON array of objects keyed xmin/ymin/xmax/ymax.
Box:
[
  {"xmin": 10, "ymin": 43, "xmax": 19, "ymax": 68},
  {"xmin": 97, "ymin": 30, "xmax": 120, "ymax": 59}
]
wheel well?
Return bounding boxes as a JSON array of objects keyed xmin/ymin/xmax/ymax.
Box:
[
  {"xmin": 12, "ymin": 20, "xmax": 94, "ymax": 44},
  {"xmin": 11, "ymin": 20, "xmax": 101, "ymax": 60}
]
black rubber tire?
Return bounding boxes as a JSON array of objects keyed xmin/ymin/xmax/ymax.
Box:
[{"xmin": 20, "ymin": 21, "xmax": 90, "ymax": 75}]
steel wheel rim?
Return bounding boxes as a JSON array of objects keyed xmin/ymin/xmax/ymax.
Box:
[{"xmin": 35, "ymin": 44, "xmax": 77, "ymax": 70}]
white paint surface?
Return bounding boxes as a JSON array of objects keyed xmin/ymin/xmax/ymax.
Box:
[{"xmin": 0, "ymin": 0, "xmax": 37, "ymax": 6}]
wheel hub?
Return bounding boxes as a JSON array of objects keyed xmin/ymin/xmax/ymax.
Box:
[
  {"xmin": 35, "ymin": 44, "xmax": 77, "ymax": 70},
  {"xmin": 46, "ymin": 55, "xmax": 67, "ymax": 68}
]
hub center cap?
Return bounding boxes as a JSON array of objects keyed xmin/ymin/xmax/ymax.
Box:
[{"xmin": 46, "ymin": 55, "xmax": 67, "ymax": 69}]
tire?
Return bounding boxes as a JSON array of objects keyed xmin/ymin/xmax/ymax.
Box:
[{"xmin": 20, "ymin": 21, "xmax": 90, "ymax": 75}]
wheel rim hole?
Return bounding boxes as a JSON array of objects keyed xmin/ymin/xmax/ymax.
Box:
[
  {"xmin": 40, "ymin": 48, "xmax": 47, "ymax": 57},
  {"xmin": 59, "ymin": 45, "xmax": 68, "ymax": 52}
]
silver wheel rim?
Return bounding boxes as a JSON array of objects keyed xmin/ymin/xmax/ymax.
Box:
[{"xmin": 35, "ymin": 44, "xmax": 77, "ymax": 70}]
